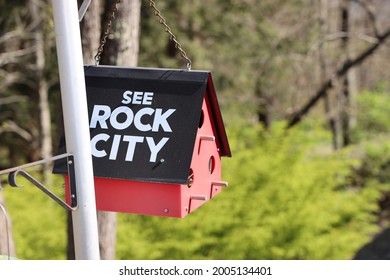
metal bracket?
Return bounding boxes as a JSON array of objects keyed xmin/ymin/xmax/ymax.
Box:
[
  {"xmin": 78, "ymin": 0, "xmax": 91, "ymax": 21},
  {"xmin": 0, "ymin": 153, "xmax": 77, "ymax": 211}
]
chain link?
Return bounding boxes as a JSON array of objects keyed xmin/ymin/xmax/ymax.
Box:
[
  {"xmin": 94, "ymin": 0, "xmax": 121, "ymax": 65},
  {"xmin": 94, "ymin": 0, "xmax": 192, "ymax": 70},
  {"xmin": 149, "ymin": 0, "xmax": 192, "ymax": 70}
]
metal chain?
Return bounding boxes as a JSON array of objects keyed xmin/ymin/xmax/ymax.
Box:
[
  {"xmin": 149, "ymin": 0, "xmax": 192, "ymax": 70},
  {"xmin": 95, "ymin": 0, "xmax": 192, "ymax": 70},
  {"xmin": 94, "ymin": 0, "xmax": 121, "ymax": 65}
]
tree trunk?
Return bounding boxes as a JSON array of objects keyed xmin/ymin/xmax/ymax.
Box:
[
  {"xmin": 340, "ymin": 0, "xmax": 352, "ymax": 147},
  {"xmin": 30, "ymin": 0, "xmax": 53, "ymax": 181},
  {"xmin": 80, "ymin": 0, "xmax": 102, "ymax": 65},
  {"xmin": 255, "ymin": 77, "xmax": 272, "ymax": 129},
  {"xmin": 100, "ymin": 0, "xmax": 141, "ymax": 67},
  {"xmin": 319, "ymin": 0, "xmax": 340, "ymax": 149},
  {"xmin": 69, "ymin": 0, "xmax": 141, "ymax": 260},
  {"xmin": 98, "ymin": 0, "xmax": 141, "ymax": 260}
]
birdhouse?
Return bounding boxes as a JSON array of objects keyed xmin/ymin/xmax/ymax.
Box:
[{"xmin": 54, "ymin": 66, "xmax": 231, "ymax": 218}]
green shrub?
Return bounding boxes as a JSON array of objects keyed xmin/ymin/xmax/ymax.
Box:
[
  {"xmin": 354, "ymin": 87, "xmax": 390, "ymax": 140},
  {"xmin": 2, "ymin": 122, "xmax": 387, "ymax": 260},
  {"xmin": 116, "ymin": 123, "xmax": 383, "ymax": 260},
  {"xmin": 2, "ymin": 173, "xmax": 67, "ymax": 260}
]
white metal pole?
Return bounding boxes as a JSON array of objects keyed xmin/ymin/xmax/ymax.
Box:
[{"xmin": 51, "ymin": 0, "xmax": 100, "ymax": 259}]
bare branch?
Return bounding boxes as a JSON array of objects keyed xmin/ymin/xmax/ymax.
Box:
[
  {"xmin": 354, "ymin": 0, "xmax": 379, "ymax": 37},
  {"xmin": 0, "ymin": 96, "xmax": 27, "ymax": 105},
  {"xmin": 0, "ymin": 46, "xmax": 36, "ymax": 66},
  {"xmin": 287, "ymin": 27, "xmax": 390, "ymax": 128},
  {"xmin": 0, "ymin": 29, "xmax": 24, "ymax": 45},
  {"xmin": 0, "ymin": 68, "xmax": 25, "ymax": 88},
  {"xmin": 0, "ymin": 120, "xmax": 32, "ymax": 141},
  {"xmin": 309, "ymin": 31, "xmax": 379, "ymax": 54}
]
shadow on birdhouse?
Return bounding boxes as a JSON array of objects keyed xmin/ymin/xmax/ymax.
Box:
[{"xmin": 54, "ymin": 66, "xmax": 231, "ymax": 218}]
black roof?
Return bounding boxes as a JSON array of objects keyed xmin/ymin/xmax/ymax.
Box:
[{"xmin": 54, "ymin": 66, "xmax": 230, "ymax": 184}]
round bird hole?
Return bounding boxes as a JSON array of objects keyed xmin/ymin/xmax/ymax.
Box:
[
  {"xmin": 208, "ymin": 156, "xmax": 215, "ymax": 174},
  {"xmin": 187, "ymin": 169, "xmax": 194, "ymax": 188}
]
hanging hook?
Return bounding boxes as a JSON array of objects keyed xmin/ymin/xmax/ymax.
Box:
[
  {"xmin": 8, "ymin": 169, "xmax": 77, "ymax": 212},
  {"xmin": 0, "ymin": 153, "xmax": 78, "ymax": 212}
]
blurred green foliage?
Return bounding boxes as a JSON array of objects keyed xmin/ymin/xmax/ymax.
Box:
[
  {"xmin": 354, "ymin": 84, "xmax": 390, "ymax": 140},
  {"xmin": 115, "ymin": 122, "xmax": 387, "ymax": 260},
  {"xmin": 3, "ymin": 114, "xmax": 390, "ymax": 260},
  {"xmin": 2, "ymin": 173, "xmax": 67, "ymax": 260}
]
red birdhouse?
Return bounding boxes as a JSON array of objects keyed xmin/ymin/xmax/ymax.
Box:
[{"xmin": 54, "ymin": 66, "xmax": 231, "ymax": 218}]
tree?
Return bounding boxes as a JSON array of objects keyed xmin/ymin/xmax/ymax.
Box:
[
  {"xmin": 68, "ymin": 0, "xmax": 141, "ymax": 260},
  {"xmin": 339, "ymin": 0, "xmax": 358, "ymax": 147},
  {"xmin": 98, "ymin": 0, "xmax": 141, "ymax": 260},
  {"xmin": 288, "ymin": 0, "xmax": 390, "ymax": 130},
  {"xmin": 30, "ymin": 0, "xmax": 53, "ymax": 180},
  {"xmin": 287, "ymin": 26, "xmax": 390, "ymax": 128},
  {"xmin": 0, "ymin": 2, "xmax": 33, "ymax": 167},
  {"xmin": 318, "ymin": 0, "xmax": 339, "ymax": 149}
]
